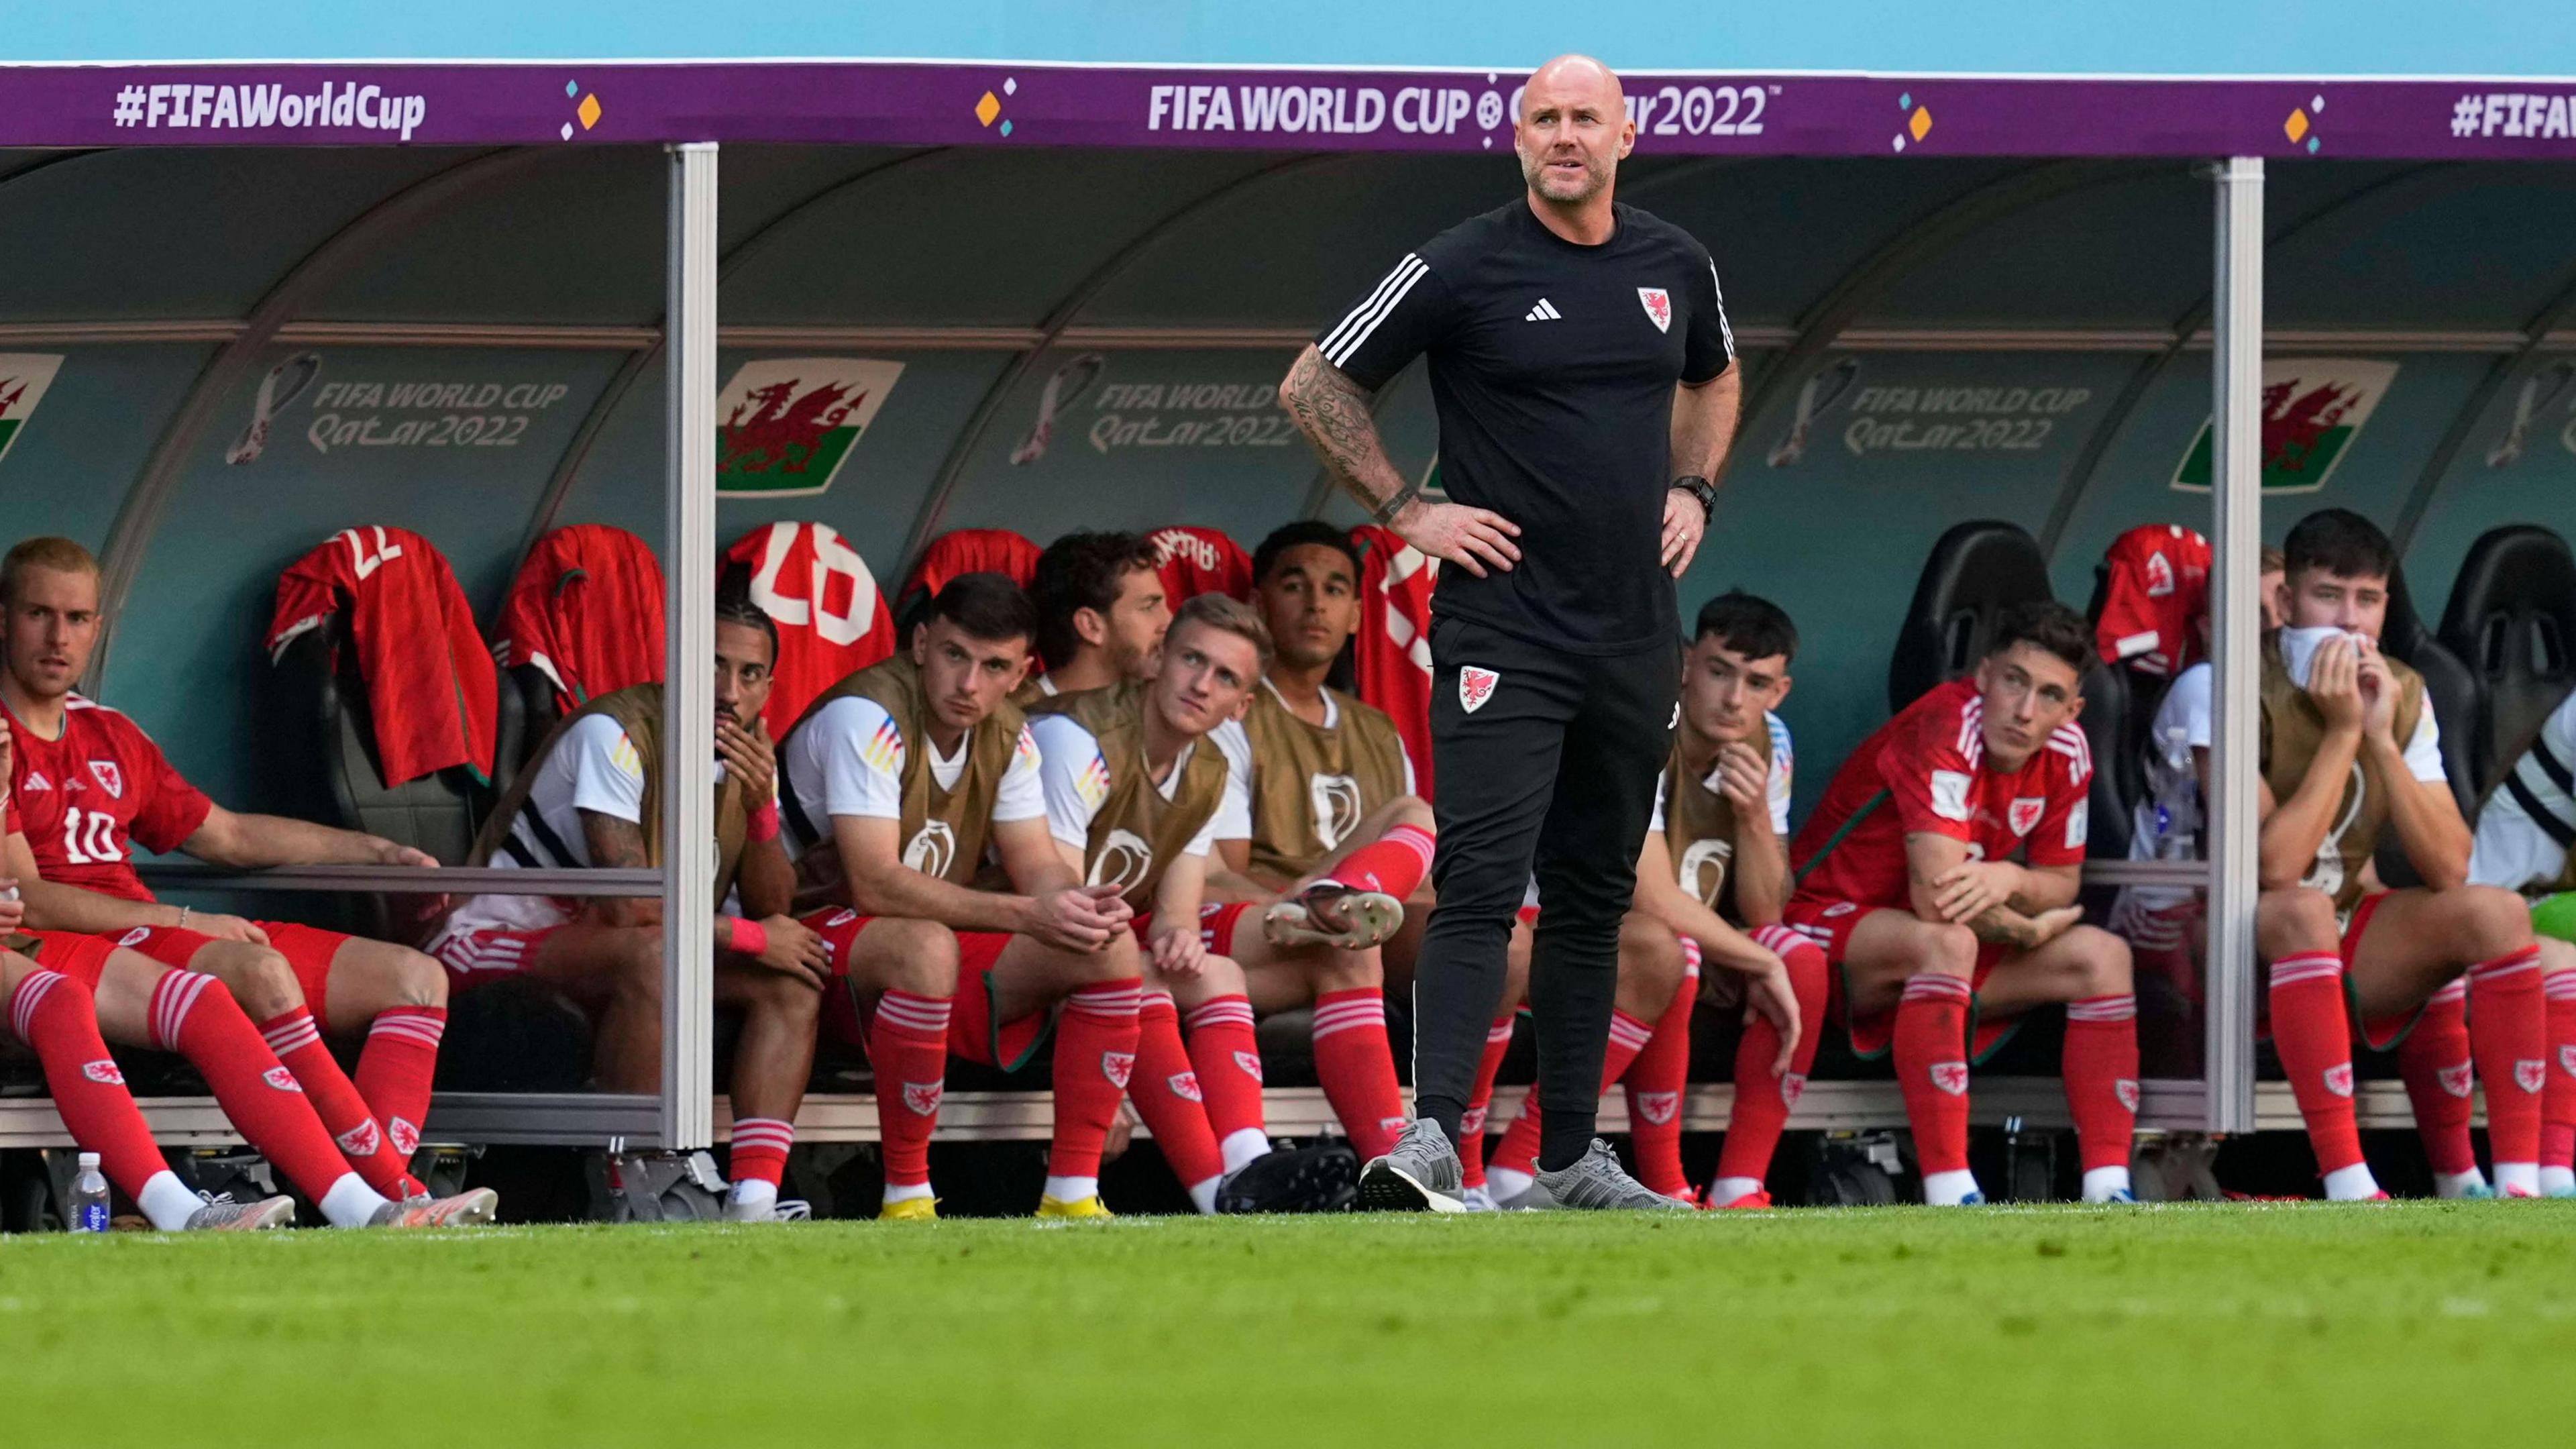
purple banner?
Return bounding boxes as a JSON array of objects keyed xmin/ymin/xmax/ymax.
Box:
[{"xmin": 9, "ymin": 62, "xmax": 2576, "ymax": 160}]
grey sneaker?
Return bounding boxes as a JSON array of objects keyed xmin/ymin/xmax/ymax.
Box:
[
  {"xmin": 185, "ymin": 1192, "xmax": 297, "ymax": 1231},
  {"xmin": 368, "ymin": 1187, "xmax": 500, "ymax": 1228},
  {"xmin": 1534, "ymin": 1140, "xmax": 1694, "ymax": 1211},
  {"xmin": 723, "ymin": 1197, "xmax": 813, "ymax": 1223},
  {"xmin": 1494, "ymin": 1176, "xmax": 1559, "ymax": 1212},
  {"xmin": 1358, "ymin": 1118, "xmax": 1465, "ymax": 1212}
]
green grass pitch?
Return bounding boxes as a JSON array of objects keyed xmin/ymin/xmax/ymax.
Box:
[{"xmin": 6, "ymin": 1202, "xmax": 2574, "ymax": 1446}]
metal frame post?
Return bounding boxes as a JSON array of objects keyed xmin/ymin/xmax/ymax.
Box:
[
  {"xmin": 660, "ymin": 142, "xmax": 719, "ymax": 1149},
  {"xmin": 2204, "ymin": 156, "xmax": 2264, "ymax": 1136}
]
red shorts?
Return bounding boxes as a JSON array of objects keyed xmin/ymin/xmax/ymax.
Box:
[
  {"xmin": 28, "ymin": 922, "xmax": 354, "ymax": 1020},
  {"xmin": 1195, "ymin": 902, "xmax": 1256, "ymax": 958},
  {"xmin": 801, "ymin": 909, "xmax": 1039, "ymax": 1070},
  {"xmin": 13, "ymin": 929, "xmax": 117, "ymax": 987},
  {"xmin": 1780, "ymin": 898, "xmax": 2018, "ymax": 1063},
  {"xmin": 425, "ymin": 922, "xmax": 566, "ymax": 988}
]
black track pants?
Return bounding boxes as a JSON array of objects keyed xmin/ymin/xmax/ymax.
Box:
[{"xmin": 1411, "ymin": 613, "xmax": 1678, "ymax": 1172}]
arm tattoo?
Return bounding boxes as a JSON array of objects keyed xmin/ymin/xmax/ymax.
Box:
[
  {"xmin": 581, "ymin": 812, "xmax": 652, "ymax": 869},
  {"xmin": 1283, "ymin": 347, "xmax": 1404, "ymax": 513}
]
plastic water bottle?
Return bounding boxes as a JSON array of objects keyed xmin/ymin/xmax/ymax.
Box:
[
  {"xmin": 67, "ymin": 1152, "xmax": 108, "ymax": 1233},
  {"xmin": 2149, "ymin": 725, "xmax": 2202, "ymax": 861}
]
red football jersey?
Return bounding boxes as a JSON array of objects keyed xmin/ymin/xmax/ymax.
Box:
[
  {"xmin": 3, "ymin": 696, "xmax": 212, "ymax": 904},
  {"xmin": 1790, "ymin": 678, "xmax": 2090, "ymax": 912},
  {"xmin": 2094, "ymin": 523, "xmax": 2211, "ymax": 678}
]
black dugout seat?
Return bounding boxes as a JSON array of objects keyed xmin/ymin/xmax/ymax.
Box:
[
  {"xmin": 1888, "ymin": 521, "xmax": 2135, "ymax": 858},
  {"xmin": 2437, "ymin": 525, "xmax": 2576, "ymax": 798},
  {"xmin": 2376, "ymin": 563, "xmax": 2482, "ymax": 818}
]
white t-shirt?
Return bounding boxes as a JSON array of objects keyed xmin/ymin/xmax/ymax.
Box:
[
  {"xmin": 2470, "ymin": 689, "xmax": 2576, "ymax": 892},
  {"xmin": 780, "ymin": 695, "xmax": 1045, "ymax": 851},
  {"xmin": 451, "ymin": 713, "xmax": 649, "ymax": 933},
  {"xmin": 1649, "ymin": 712, "xmax": 1794, "ymax": 837},
  {"xmin": 1209, "ymin": 682, "xmax": 1416, "ymax": 844},
  {"xmin": 1028, "ymin": 712, "xmax": 1222, "ymax": 863}
]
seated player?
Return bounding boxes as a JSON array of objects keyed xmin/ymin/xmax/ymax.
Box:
[
  {"xmin": 1021, "ymin": 530, "xmax": 1171, "ymax": 702},
  {"xmin": 783, "ymin": 573, "xmax": 1141, "ymax": 1219},
  {"xmin": 2, "ymin": 727, "xmax": 490, "ymax": 1228},
  {"xmin": 2465, "ymin": 682, "xmax": 2576, "ymax": 1196},
  {"xmin": 0, "ymin": 915, "xmax": 294, "ymax": 1229},
  {"xmin": 1786, "ymin": 601, "xmax": 2139, "ymax": 1205},
  {"xmin": 0, "ymin": 536, "xmax": 463, "ymax": 1208},
  {"xmin": 2243, "ymin": 510, "xmax": 2551, "ymax": 1199},
  {"xmin": 1027, "ymin": 593, "xmax": 1350, "ymax": 1212},
  {"xmin": 425, "ymin": 586, "xmax": 837, "ymax": 1222},
  {"xmin": 1202, "ymin": 523, "xmax": 1442, "ymax": 1169}
]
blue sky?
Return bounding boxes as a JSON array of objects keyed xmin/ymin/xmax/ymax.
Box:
[{"xmin": 4, "ymin": 1, "xmax": 2567, "ymax": 77}]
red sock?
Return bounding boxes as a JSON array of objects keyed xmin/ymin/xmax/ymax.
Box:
[
  {"xmin": 1625, "ymin": 960, "xmax": 1698, "ymax": 1198},
  {"xmin": 1050, "ymin": 981, "xmax": 1142, "ymax": 1181},
  {"xmin": 354, "ymin": 1006, "xmax": 444, "ymax": 1160},
  {"xmin": 1718, "ymin": 929, "xmax": 1831, "ymax": 1191},
  {"xmin": 729, "ymin": 1117, "xmax": 794, "ymax": 1190},
  {"xmin": 2396, "ymin": 979, "xmax": 2477, "ymax": 1178},
  {"xmin": 2268, "ymin": 952, "xmax": 2365, "ymax": 1175},
  {"xmin": 1132, "ymin": 995, "xmax": 1224, "ymax": 1198},
  {"xmin": 156, "ymin": 971, "xmax": 363, "ymax": 1205},
  {"xmin": 1458, "ymin": 1014, "xmax": 1515, "ymax": 1189},
  {"xmin": 2545, "ymin": 971, "xmax": 2576, "ymax": 1172},
  {"xmin": 2467, "ymin": 945, "xmax": 2546, "ymax": 1169},
  {"xmin": 868, "ymin": 990, "xmax": 950, "ymax": 1190},
  {"xmin": 260, "ymin": 1007, "xmax": 415, "ymax": 1198},
  {"xmin": 1491, "ymin": 1008, "xmax": 1654, "ymax": 1179},
  {"xmin": 1892, "ymin": 972, "xmax": 1974, "ymax": 1177},
  {"xmin": 11, "ymin": 970, "xmax": 167, "ymax": 1203},
  {"xmin": 2062, "ymin": 994, "xmax": 2141, "ymax": 1173},
  {"xmin": 1183, "ymin": 995, "xmax": 1266, "ymax": 1146},
  {"xmin": 1320, "ymin": 824, "xmax": 1436, "ymax": 899},
  {"xmin": 1312, "ymin": 988, "xmax": 1407, "ymax": 1161}
]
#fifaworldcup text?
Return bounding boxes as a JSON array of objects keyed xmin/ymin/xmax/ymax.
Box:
[{"xmin": 112, "ymin": 80, "xmax": 427, "ymax": 140}]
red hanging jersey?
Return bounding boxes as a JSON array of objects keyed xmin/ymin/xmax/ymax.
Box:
[
  {"xmin": 1350, "ymin": 525, "xmax": 1438, "ymax": 800},
  {"xmin": 3, "ymin": 696, "xmax": 213, "ymax": 904},
  {"xmin": 2094, "ymin": 523, "xmax": 2211, "ymax": 678},
  {"xmin": 899, "ymin": 528, "xmax": 1040, "ymax": 620},
  {"xmin": 725, "ymin": 521, "xmax": 897, "ymax": 737},
  {"xmin": 265, "ymin": 525, "xmax": 499, "ymax": 788},
  {"xmin": 497, "ymin": 524, "xmax": 667, "ymax": 712},
  {"xmin": 1790, "ymin": 678, "xmax": 2090, "ymax": 912},
  {"xmin": 1147, "ymin": 525, "xmax": 1254, "ymax": 605}
]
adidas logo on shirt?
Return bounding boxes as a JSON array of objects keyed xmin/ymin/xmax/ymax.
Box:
[
  {"xmin": 21, "ymin": 772, "xmax": 48, "ymax": 792},
  {"xmin": 1523, "ymin": 299, "xmax": 1562, "ymax": 322}
]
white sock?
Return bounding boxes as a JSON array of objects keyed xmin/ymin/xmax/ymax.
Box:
[
  {"xmin": 2433, "ymin": 1168, "xmax": 2488, "ymax": 1199},
  {"xmin": 728, "ymin": 1178, "xmax": 777, "ymax": 1212},
  {"xmin": 1488, "ymin": 1167, "xmax": 1536, "ymax": 1202},
  {"xmin": 1186, "ymin": 1176, "xmax": 1222, "ymax": 1214},
  {"xmin": 321, "ymin": 1172, "xmax": 392, "ymax": 1228},
  {"xmin": 2322, "ymin": 1162, "xmax": 2382, "ymax": 1201},
  {"xmin": 139, "ymin": 1171, "xmax": 203, "ymax": 1232},
  {"xmin": 2081, "ymin": 1166, "xmax": 2133, "ymax": 1203},
  {"xmin": 1219, "ymin": 1129, "xmax": 1272, "ymax": 1176},
  {"xmin": 1922, "ymin": 1169, "xmax": 1982, "ymax": 1206},
  {"xmin": 881, "ymin": 1181, "xmax": 934, "ymax": 1205},
  {"xmin": 2494, "ymin": 1161, "xmax": 2541, "ymax": 1197},
  {"xmin": 1707, "ymin": 1175, "xmax": 1764, "ymax": 1207},
  {"xmin": 1042, "ymin": 1175, "xmax": 1097, "ymax": 1203},
  {"xmin": 2542, "ymin": 1165, "xmax": 2575, "ymax": 1196}
]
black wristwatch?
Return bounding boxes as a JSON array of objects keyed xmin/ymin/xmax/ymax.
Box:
[{"xmin": 1670, "ymin": 476, "xmax": 1718, "ymax": 521}]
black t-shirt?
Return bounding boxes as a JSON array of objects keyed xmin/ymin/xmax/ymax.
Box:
[{"xmin": 1319, "ymin": 199, "xmax": 1734, "ymax": 653}]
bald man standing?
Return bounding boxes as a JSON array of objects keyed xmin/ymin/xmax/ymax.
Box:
[{"xmin": 1281, "ymin": 56, "xmax": 1750, "ymax": 1210}]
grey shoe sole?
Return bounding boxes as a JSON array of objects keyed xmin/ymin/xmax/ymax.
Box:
[{"xmin": 1358, "ymin": 1156, "xmax": 1465, "ymax": 1213}]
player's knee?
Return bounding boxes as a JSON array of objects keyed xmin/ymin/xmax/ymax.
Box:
[
  {"xmin": 867, "ymin": 918, "xmax": 959, "ymax": 998},
  {"xmin": 610, "ymin": 929, "xmax": 665, "ymax": 1006},
  {"xmin": 2457, "ymin": 885, "xmax": 2536, "ymax": 959},
  {"xmin": 2070, "ymin": 926, "xmax": 2134, "ymax": 996},
  {"xmin": 230, "ymin": 948, "xmax": 305, "ymax": 1020},
  {"xmin": 1315, "ymin": 945, "xmax": 1383, "ymax": 992},
  {"xmin": 388, "ymin": 948, "xmax": 447, "ymax": 1010},
  {"xmin": 2256, "ymin": 887, "xmax": 2339, "ymax": 957},
  {"xmin": 1081, "ymin": 931, "xmax": 1144, "ymax": 986},
  {"xmin": 745, "ymin": 965, "xmax": 823, "ymax": 1022},
  {"xmin": 1617, "ymin": 918, "xmax": 1686, "ymax": 1006},
  {"xmin": 1389, "ymin": 795, "xmax": 1435, "ymax": 834},
  {"xmin": 1195, "ymin": 953, "xmax": 1248, "ymax": 999},
  {"xmin": 1919, "ymin": 922, "xmax": 1979, "ymax": 980}
]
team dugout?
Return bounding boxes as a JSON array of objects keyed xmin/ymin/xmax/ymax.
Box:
[{"xmin": 1, "ymin": 60, "xmax": 2571, "ymax": 1208}]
